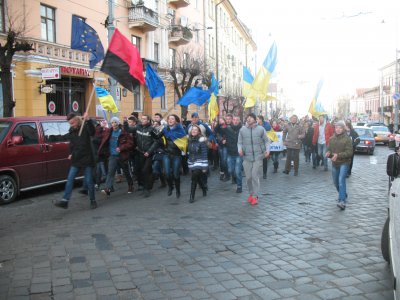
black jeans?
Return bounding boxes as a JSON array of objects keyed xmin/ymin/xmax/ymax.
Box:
[{"xmin": 135, "ymin": 153, "xmax": 153, "ymax": 191}]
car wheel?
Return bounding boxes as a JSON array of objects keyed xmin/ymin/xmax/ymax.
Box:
[
  {"xmin": 0, "ymin": 175, "xmax": 17, "ymax": 204},
  {"xmin": 381, "ymin": 217, "xmax": 390, "ymax": 263}
]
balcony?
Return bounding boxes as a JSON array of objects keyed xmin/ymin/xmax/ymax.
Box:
[
  {"xmin": 168, "ymin": 25, "xmax": 193, "ymax": 46},
  {"xmin": 168, "ymin": 0, "xmax": 190, "ymax": 8},
  {"xmin": 4, "ymin": 36, "xmax": 91, "ymax": 65},
  {"xmin": 128, "ymin": 5, "xmax": 159, "ymax": 32}
]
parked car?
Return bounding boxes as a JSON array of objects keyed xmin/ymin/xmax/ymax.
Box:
[
  {"xmin": 382, "ymin": 153, "xmax": 400, "ymax": 299},
  {"xmin": 366, "ymin": 122, "xmax": 386, "ymax": 127},
  {"xmin": 370, "ymin": 125, "xmax": 391, "ymax": 145},
  {"xmin": 353, "ymin": 126, "xmax": 375, "ymax": 155},
  {"xmin": 0, "ymin": 116, "xmax": 76, "ymax": 204}
]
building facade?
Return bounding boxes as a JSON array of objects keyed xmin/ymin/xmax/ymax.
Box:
[{"xmin": 1, "ymin": 0, "xmax": 256, "ymax": 120}]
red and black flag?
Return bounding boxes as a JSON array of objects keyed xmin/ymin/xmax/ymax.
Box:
[{"xmin": 101, "ymin": 29, "xmax": 145, "ymax": 92}]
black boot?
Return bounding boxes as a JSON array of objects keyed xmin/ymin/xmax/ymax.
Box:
[
  {"xmin": 189, "ymin": 180, "xmax": 196, "ymax": 203},
  {"xmin": 273, "ymin": 162, "xmax": 278, "ymax": 173},
  {"xmin": 167, "ymin": 178, "xmax": 174, "ymax": 196},
  {"xmin": 174, "ymin": 178, "xmax": 181, "ymax": 198},
  {"xmin": 159, "ymin": 174, "xmax": 167, "ymax": 188},
  {"xmin": 198, "ymin": 173, "xmax": 207, "ymax": 197}
]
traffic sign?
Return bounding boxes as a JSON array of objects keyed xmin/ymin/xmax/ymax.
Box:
[{"xmin": 48, "ymin": 101, "xmax": 56, "ymax": 113}]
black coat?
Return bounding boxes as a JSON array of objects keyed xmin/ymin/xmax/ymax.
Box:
[
  {"xmin": 124, "ymin": 122, "xmax": 159, "ymax": 155},
  {"xmin": 68, "ymin": 120, "xmax": 96, "ymax": 168},
  {"xmin": 225, "ymin": 124, "xmax": 242, "ymax": 156}
]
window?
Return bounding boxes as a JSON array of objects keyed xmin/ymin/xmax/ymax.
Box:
[
  {"xmin": 41, "ymin": 4, "xmax": 56, "ymax": 42},
  {"xmin": 133, "ymin": 86, "xmax": 142, "ymax": 111},
  {"xmin": 161, "ymin": 95, "xmax": 167, "ymax": 111},
  {"xmin": 194, "ymin": 0, "xmax": 198, "ymax": 9},
  {"xmin": 12, "ymin": 123, "xmax": 39, "ymax": 145},
  {"xmin": 0, "ymin": 0, "xmax": 5, "ymax": 32},
  {"xmin": 154, "ymin": 42, "xmax": 159, "ymax": 62},
  {"xmin": 42, "ymin": 121, "xmax": 70, "ymax": 143},
  {"xmin": 169, "ymin": 48, "xmax": 176, "ymax": 68},
  {"xmin": 132, "ymin": 35, "xmax": 141, "ymax": 54}
]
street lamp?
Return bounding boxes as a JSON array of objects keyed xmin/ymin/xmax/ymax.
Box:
[{"xmin": 395, "ymin": 49, "xmax": 399, "ymax": 132}]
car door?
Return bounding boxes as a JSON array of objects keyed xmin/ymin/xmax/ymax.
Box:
[
  {"xmin": 40, "ymin": 121, "xmax": 71, "ymax": 182},
  {"xmin": 8, "ymin": 122, "xmax": 46, "ymax": 188}
]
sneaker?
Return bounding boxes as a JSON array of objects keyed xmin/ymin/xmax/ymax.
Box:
[
  {"xmin": 78, "ymin": 189, "xmax": 88, "ymax": 195},
  {"xmin": 101, "ymin": 189, "xmax": 111, "ymax": 196},
  {"xmin": 54, "ymin": 199, "xmax": 68, "ymax": 209},
  {"xmin": 128, "ymin": 184, "xmax": 133, "ymax": 194},
  {"xmin": 251, "ymin": 196, "xmax": 258, "ymax": 205},
  {"xmin": 236, "ymin": 187, "xmax": 242, "ymax": 193},
  {"xmin": 337, "ymin": 202, "xmax": 346, "ymax": 210},
  {"xmin": 90, "ymin": 200, "xmax": 98, "ymax": 209},
  {"xmin": 94, "ymin": 184, "xmax": 100, "ymax": 191},
  {"xmin": 247, "ymin": 194, "xmax": 253, "ymax": 203},
  {"xmin": 282, "ymin": 170, "xmax": 289, "ymax": 174}
]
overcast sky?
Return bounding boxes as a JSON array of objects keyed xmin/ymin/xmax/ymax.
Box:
[{"xmin": 230, "ymin": 0, "xmax": 400, "ymax": 115}]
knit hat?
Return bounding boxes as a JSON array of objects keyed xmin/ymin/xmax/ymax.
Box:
[
  {"xmin": 110, "ymin": 117, "xmax": 120, "ymax": 124},
  {"xmin": 335, "ymin": 120, "xmax": 346, "ymax": 128}
]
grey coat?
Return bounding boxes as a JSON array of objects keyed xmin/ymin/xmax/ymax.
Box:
[{"xmin": 238, "ymin": 124, "xmax": 270, "ymax": 162}]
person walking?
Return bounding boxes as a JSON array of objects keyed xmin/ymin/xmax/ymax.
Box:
[
  {"xmin": 100, "ymin": 117, "xmax": 134, "ymax": 196},
  {"xmin": 225, "ymin": 115, "xmax": 243, "ymax": 193},
  {"xmin": 54, "ymin": 112, "xmax": 97, "ymax": 209},
  {"xmin": 326, "ymin": 120, "xmax": 353, "ymax": 210},
  {"xmin": 303, "ymin": 121, "xmax": 314, "ymax": 163},
  {"xmin": 282, "ymin": 115, "xmax": 305, "ymax": 176},
  {"xmin": 312, "ymin": 115, "xmax": 333, "ymax": 171},
  {"xmin": 257, "ymin": 115, "xmax": 272, "ymax": 179},
  {"xmin": 238, "ymin": 113, "xmax": 270, "ymax": 205},
  {"xmin": 270, "ymin": 120, "xmax": 283, "ymax": 173},
  {"xmin": 162, "ymin": 114, "xmax": 188, "ymax": 199},
  {"xmin": 187, "ymin": 124, "xmax": 208, "ymax": 203},
  {"xmin": 124, "ymin": 115, "xmax": 159, "ymax": 197}
]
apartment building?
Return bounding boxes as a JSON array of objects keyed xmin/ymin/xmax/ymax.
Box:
[{"xmin": 2, "ymin": 0, "xmax": 256, "ymax": 119}]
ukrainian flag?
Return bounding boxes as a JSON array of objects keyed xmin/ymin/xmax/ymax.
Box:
[
  {"xmin": 250, "ymin": 42, "xmax": 277, "ymax": 101},
  {"xmin": 266, "ymin": 129, "xmax": 279, "ymax": 142},
  {"xmin": 163, "ymin": 123, "xmax": 188, "ymax": 154},
  {"xmin": 243, "ymin": 66, "xmax": 256, "ymax": 108},
  {"xmin": 308, "ymin": 80, "xmax": 327, "ymax": 118},
  {"xmin": 208, "ymin": 73, "xmax": 219, "ymax": 121},
  {"xmin": 174, "ymin": 136, "xmax": 189, "ymax": 154},
  {"xmin": 95, "ymin": 87, "xmax": 118, "ymax": 113}
]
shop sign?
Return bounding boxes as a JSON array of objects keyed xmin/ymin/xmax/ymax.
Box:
[
  {"xmin": 48, "ymin": 101, "xmax": 56, "ymax": 113},
  {"xmin": 41, "ymin": 67, "xmax": 60, "ymax": 80},
  {"xmin": 40, "ymin": 84, "xmax": 56, "ymax": 94},
  {"xmin": 72, "ymin": 101, "xmax": 79, "ymax": 112},
  {"xmin": 60, "ymin": 66, "xmax": 91, "ymax": 77}
]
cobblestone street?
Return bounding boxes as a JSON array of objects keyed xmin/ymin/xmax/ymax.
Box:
[{"xmin": 0, "ymin": 146, "xmax": 394, "ymax": 300}]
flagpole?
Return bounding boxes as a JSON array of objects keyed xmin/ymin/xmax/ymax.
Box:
[
  {"xmin": 78, "ymin": 82, "xmax": 96, "ymax": 136},
  {"xmin": 107, "ymin": 0, "xmax": 118, "ymax": 117}
]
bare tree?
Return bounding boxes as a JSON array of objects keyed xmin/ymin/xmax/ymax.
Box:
[
  {"xmin": 0, "ymin": 4, "xmax": 34, "ymax": 117},
  {"xmin": 169, "ymin": 47, "xmax": 212, "ymax": 121}
]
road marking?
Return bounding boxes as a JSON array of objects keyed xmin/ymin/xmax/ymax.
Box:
[{"xmin": 370, "ymin": 156, "xmax": 378, "ymax": 164}]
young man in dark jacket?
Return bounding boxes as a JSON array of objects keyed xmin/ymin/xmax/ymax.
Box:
[
  {"xmin": 225, "ymin": 116, "xmax": 243, "ymax": 193},
  {"xmin": 54, "ymin": 112, "xmax": 97, "ymax": 209},
  {"xmin": 124, "ymin": 115, "xmax": 159, "ymax": 197}
]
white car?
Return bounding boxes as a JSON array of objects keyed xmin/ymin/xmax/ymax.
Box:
[{"xmin": 382, "ymin": 165, "xmax": 400, "ymax": 299}]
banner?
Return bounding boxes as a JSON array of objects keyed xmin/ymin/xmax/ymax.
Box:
[{"xmin": 269, "ymin": 131, "xmax": 285, "ymax": 151}]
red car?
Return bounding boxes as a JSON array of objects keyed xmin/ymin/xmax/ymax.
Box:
[{"xmin": 0, "ymin": 116, "xmax": 74, "ymax": 204}]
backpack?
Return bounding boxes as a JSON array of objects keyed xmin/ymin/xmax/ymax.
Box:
[{"xmin": 387, "ymin": 152, "xmax": 400, "ymax": 178}]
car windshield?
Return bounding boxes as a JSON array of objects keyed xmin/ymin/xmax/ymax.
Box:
[
  {"xmin": 0, "ymin": 121, "xmax": 12, "ymax": 144},
  {"xmin": 354, "ymin": 128, "xmax": 374, "ymax": 138},
  {"xmin": 371, "ymin": 126, "xmax": 389, "ymax": 132}
]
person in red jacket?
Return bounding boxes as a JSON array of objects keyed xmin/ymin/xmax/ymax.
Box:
[
  {"xmin": 312, "ymin": 115, "xmax": 333, "ymax": 171},
  {"xmin": 99, "ymin": 117, "xmax": 134, "ymax": 196}
]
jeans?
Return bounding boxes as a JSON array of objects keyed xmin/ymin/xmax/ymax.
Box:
[
  {"xmin": 227, "ymin": 155, "xmax": 243, "ymax": 188},
  {"xmin": 331, "ymin": 163, "xmax": 349, "ymax": 203},
  {"xmin": 105, "ymin": 155, "xmax": 133, "ymax": 189},
  {"xmin": 63, "ymin": 166, "xmax": 95, "ymax": 201},
  {"xmin": 304, "ymin": 145, "xmax": 312, "ymax": 162},
  {"xmin": 318, "ymin": 143, "xmax": 327, "ymax": 168},
  {"xmin": 95, "ymin": 161, "xmax": 107, "ymax": 185},
  {"xmin": 243, "ymin": 159, "xmax": 263, "ymax": 197},
  {"xmin": 152, "ymin": 159, "xmax": 162, "ymax": 177},
  {"xmin": 163, "ymin": 154, "xmax": 182, "ymax": 180},
  {"xmin": 270, "ymin": 152, "xmax": 280, "ymax": 165},
  {"xmin": 218, "ymin": 145, "xmax": 228, "ymax": 174}
]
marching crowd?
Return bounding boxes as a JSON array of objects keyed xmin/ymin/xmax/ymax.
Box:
[{"xmin": 53, "ymin": 111, "xmax": 357, "ymax": 211}]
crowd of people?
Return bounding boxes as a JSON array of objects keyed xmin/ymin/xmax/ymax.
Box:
[{"xmin": 53, "ymin": 111, "xmax": 357, "ymax": 211}]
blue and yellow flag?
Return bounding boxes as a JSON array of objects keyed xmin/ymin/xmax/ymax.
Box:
[
  {"xmin": 243, "ymin": 67, "xmax": 256, "ymax": 108},
  {"xmin": 178, "ymin": 87, "xmax": 211, "ymax": 106},
  {"xmin": 71, "ymin": 16, "xmax": 104, "ymax": 69},
  {"xmin": 308, "ymin": 79, "xmax": 327, "ymax": 118},
  {"xmin": 95, "ymin": 87, "xmax": 118, "ymax": 113},
  {"xmin": 266, "ymin": 129, "xmax": 279, "ymax": 142},
  {"xmin": 208, "ymin": 73, "xmax": 219, "ymax": 121},
  {"xmin": 163, "ymin": 123, "xmax": 188, "ymax": 154},
  {"xmin": 249, "ymin": 42, "xmax": 277, "ymax": 101}
]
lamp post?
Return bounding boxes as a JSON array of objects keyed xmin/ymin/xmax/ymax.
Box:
[
  {"xmin": 395, "ymin": 49, "xmax": 399, "ymax": 132},
  {"xmin": 107, "ymin": 0, "xmax": 118, "ymax": 115},
  {"xmin": 215, "ymin": 0, "xmax": 226, "ymax": 81}
]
